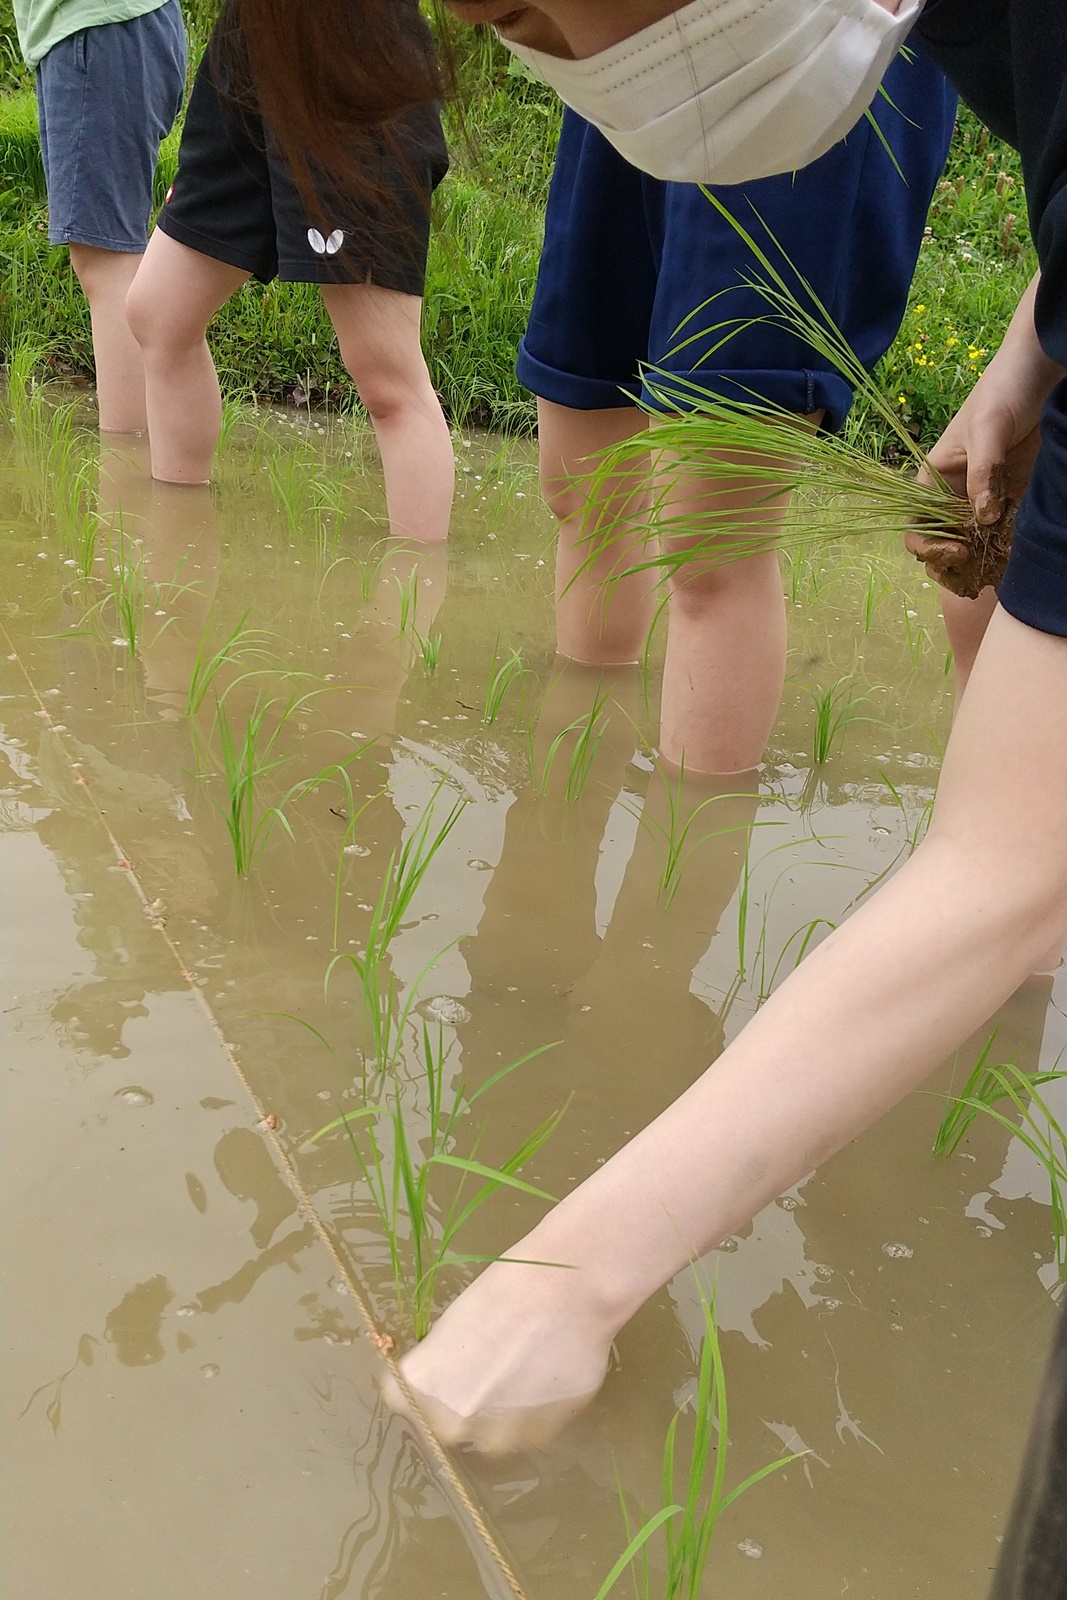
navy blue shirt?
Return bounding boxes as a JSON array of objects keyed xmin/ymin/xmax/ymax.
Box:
[{"xmin": 917, "ymin": 0, "xmax": 1067, "ymax": 634}]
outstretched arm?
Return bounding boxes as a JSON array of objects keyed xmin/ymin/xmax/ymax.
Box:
[{"xmin": 399, "ymin": 602, "xmax": 1067, "ymax": 1452}]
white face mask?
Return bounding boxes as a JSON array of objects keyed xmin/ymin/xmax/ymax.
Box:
[{"xmin": 504, "ymin": 0, "xmax": 924, "ymax": 185}]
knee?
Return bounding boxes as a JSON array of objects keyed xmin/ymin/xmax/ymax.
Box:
[
  {"xmin": 343, "ymin": 345, "xmax": 429, "ymax": 426},
  {"xmin": 539, "ymin": 460, "xmax": 592, "ymax": 528},
  {"xmin": 668, "ymin": 549, "xmax": 781, "ymax": 617},
  {"xmin": 125, "ymin": 274, "xmax": 201, "ymax": 360}
]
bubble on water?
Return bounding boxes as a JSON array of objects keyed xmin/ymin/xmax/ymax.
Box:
[
  {"xmin": 421, "ymin": 995, "xmax": 470, "ymax": 1026},
  {"xmin": 737, "ymin": 1539, "xmax": 763, "ymax": 1560},
  {"xmin": 115, "ymin": 1086, "xmax": 153, "ymax": 1107},
  {"xmin": 201, "ymin": 1363, "xmax": 220, "ymax": 1379},
  {"xmin": 176, "ymin": 1305, "xmax": 198, "ymax": 1317},
  {"xmin": 467, "ymin": 859, "xmax": 492, "ymax": 872},
  {"xmin": 343, "ymin": 843, "xmax": 370, "ymax": 857},
  {"xmin": 882, "ymin": 1242, "xmax": 914, "ymax": 1260}
]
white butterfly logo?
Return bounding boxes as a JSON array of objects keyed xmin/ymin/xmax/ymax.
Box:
[{"xmin": 307, "ymin": 227, "xmax": 345, "ymax": 256}]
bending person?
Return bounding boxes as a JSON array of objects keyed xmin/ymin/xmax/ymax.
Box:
[
  {"xmin": 233, "ymin": 0, "xmax": 1067, "ymax": 1559},
  {"xmin": 126, "ymin": 1, "xmax": 454, "ymax": 543}
]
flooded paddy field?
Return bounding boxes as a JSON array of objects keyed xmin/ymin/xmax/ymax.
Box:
[{"xmin": 2, "ymin": 395, "xmax": 1063, "ymax": 1600}]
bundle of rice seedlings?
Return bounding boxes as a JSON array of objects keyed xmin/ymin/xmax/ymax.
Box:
[{"xmin": 577, "ymin": 197, "xmax": 1011, "ymax": 602}]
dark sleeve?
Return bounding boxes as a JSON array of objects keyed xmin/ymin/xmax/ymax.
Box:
[
  {"xmin": 998, "ymin": 379, "xmax": 1067, "ymax": 638},
  {"xmin": 913, "ymin": 0, "xmax": 1017, "ymax": 144}
]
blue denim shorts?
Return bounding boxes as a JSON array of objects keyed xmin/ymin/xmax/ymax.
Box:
[
  {"xmin": 518, "ymin": 50, "xmax": 957, "ymax": 430},
  {"xmin": 36, "ymin": 1, "xmax": 186, "ymax": 253}
]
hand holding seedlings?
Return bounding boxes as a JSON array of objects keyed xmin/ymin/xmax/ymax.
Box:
[{"xmin": 905, "ymin": 272, "xmax": 1065, "ymax": 597}]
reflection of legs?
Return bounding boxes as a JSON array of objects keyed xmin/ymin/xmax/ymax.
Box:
[
  {"xmin": 322, "ymin": 282, "xmax": 454, "ymax": 545},
  {"xmin": 97, "ymin": 436, "xmax": 221, "ymax": 708},
  {"xmin": 126, "ymin": 230, "xmax": 249, "ymax": 484},
  {"xmin": 465, "ymin": 661, "xmax": 644, "ymax": 998},
  {"xmin": 339, "ymin": 542, "xmax": 450, "ymax": 738},
  {"xmin": 69, "ymin": 246, "xmax": 147, "ymax": 434},
  {"xmin": 539, "ymin": 400, "xmax": 656, "ymax": 665},
  {"xmin": 657, "ymin": 425, "xmax": 819, "ymax": 776},
  {"xmin": 567, "ymin": 768, "xmax": 759, "ymax": 1140}
]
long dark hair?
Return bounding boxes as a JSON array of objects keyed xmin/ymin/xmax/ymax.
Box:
[{"xmin": 230, "ymin": 0, "xmax": 448, "ymax": 185}]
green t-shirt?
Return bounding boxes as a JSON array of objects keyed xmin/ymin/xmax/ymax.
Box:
[{"xmin": 14, "ymin": 0, "xmax": 170, "ymax": 70}]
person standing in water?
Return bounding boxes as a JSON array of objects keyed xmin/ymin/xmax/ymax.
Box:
[
  {"xmin": 13, "ymin": 0, "xmax": 186, "ymax": 433},
  {"xmin": 125, "ymin": 1, "xmax": 455, "ymax": 543},
  {"xmin": 522, "ymin": 50, "xmax": 954, "ymax": 776}
]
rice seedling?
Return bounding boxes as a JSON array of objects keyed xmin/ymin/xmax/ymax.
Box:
[
  {"xmin": 734, "ymin": 839, "xmax": 860, "ymax": 1000},
  {"xmin": 414, "ymin": 627, "xmax": 443, "ymax": 675},
  {"xmin": 104, "ymin": 533, "xmax": 145, "ymax": 656},
  {"xmin": 595, "ymin": 1287, "xmax": 803, "ymax": 1600},
  {"xmin": 933, "ymin": 1039, "xmax": 1067, "ymax": 1277},
  {"xmin": 394, "ymin": 567, "xmax": 420, "ymax": 636},
  {"xmin": 482, "ymin": 640, "xmax": 526, "ymax": 725},
  {"xmin": 878, "ymin": 771, "xmax": 935, "ymax": 857},
  {"xmin": 306, "ymin": 1030, "xmax": 565, "ymax": 1338},
  {"xmin": 806, "ymin": 678, "xmax": 871, "ymax": 765},
  {"xmin": 625, "ymin": 757, "xmax": 771, "ymax": 909},
  {"xmin": 524, "ymin": 682, "xmax": 611, "ymax": 802},
  {"xmin": 327, "ymin": 783, "xmax": 468, "ymax": 1069},
  {"xmin": 576, "ymin": 198, "xmax": 1006, "ymax": 602},
  {"xmin": 357, "ymin": 538, "xmax": 395, "ymax": 601},
  {"xmin": 209, "ymin": 688, "xmax": 357, "ymax": 878},
  {"xmin": 186, "ymin": 613, "xmax": 280, "ymax": 718}
]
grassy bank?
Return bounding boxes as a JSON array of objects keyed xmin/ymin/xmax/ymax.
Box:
[{"xmin": 0, "ymin": 0, "xmax": 1036, "ymax": 442}]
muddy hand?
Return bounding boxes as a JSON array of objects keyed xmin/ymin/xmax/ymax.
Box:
[
  {"xmin": 904, "ymin": 527, "xmax": 984, "ymax": 598},
  {"xmin": 383, "ymin": 1257, "xmax": 613, "ymax": 1455}
]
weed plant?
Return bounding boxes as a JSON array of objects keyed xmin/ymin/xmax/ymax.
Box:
[
  {"xmin": 307, "ymin": 1028, "xmax": 563, "ymax": 1338},
  {"xmin": 595, "ymin": 1289, "xmax": 802, "ymax": 1599},
  {"xmin": 934, "ymin": 1038, "xmax": 1067, "ymax": 1277}
]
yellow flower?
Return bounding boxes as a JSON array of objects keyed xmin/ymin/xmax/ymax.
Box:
[
  {"xmin": 914, "ymin": 304, "xmax": 926, "ymax": 315},
  {"xmin": 897, "ymin": 394, "xmax": 907, "ymax": 405},
  {"xmin": 946, "ymin": 335, "xmax": 959, "ymax": 347}
]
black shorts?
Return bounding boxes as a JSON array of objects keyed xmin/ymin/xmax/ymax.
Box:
[{"xmin": 156, "ymin": 39, "xmax": 448, "ymax": 293}]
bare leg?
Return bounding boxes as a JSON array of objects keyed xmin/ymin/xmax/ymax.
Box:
[
  {"xmin": 398, "ymin": 606, "xmax": 1067, "ymax": 1451},
  {"xmin": 321, "ymin": 283, "xmax": 454, "ymax": 544},
  {"xmin": 656, "ymin": 418, "xmax": 821, "ymax": 774},
  {"xmin": 539, "ymin": 400, "xmax": 657, "ymax": 665},
  {"xmin": 942, "ymin": 585, "xmax": 999, "ymax": 702},
  {"xmin": 68, "ymin": 246, "xmax": 148, "ymax": 434},
  {"xmin": 126, "ymin": 230, "xmax": 249, "ymax": 484}
]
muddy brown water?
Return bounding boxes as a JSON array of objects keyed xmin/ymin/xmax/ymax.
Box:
[{"xmin": 2, "ymin": 401, "xmax": 1063, "ymax": 1599}]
